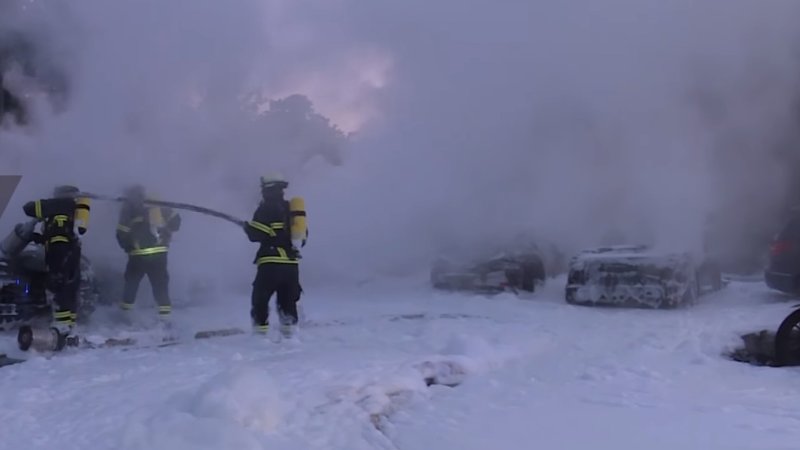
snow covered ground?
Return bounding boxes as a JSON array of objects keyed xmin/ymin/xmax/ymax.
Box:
[{"xmin": 2, "ymin": 275, "xmax": 800, "ymax": 450}]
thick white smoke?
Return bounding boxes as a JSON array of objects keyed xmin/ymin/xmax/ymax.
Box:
[{"xmin": 2, "ymin": 0, "xmax": 800, "ymax": 297}]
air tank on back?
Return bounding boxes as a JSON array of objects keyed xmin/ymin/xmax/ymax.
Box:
[
  {"xmin": 0, "ymin": 219, "xmax": 36, "ymax": 259},
  {"xmin": 289, "ymin": 196, "xmax": 307, "ymax": 247}
]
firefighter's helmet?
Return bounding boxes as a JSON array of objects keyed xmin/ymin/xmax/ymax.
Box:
[
  {"xmin": 260, "ymin": 173, "xmax": 288, "ymax": 191},
  {"xmin": 53, "ymin": 185, "xmax": 79, "ymax": 199}
]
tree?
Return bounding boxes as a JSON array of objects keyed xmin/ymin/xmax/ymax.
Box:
[
  {"xmin": 0, "ymin": 72, "xmax": 28, "ymax": 126},
  {"xmin": 255, "ymin": 93, "xmax": 347, "ymax": 167}
]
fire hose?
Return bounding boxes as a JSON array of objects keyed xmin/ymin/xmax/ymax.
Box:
[
  {"xmin": 78, "ymin": 192, "xmax": 247, "ymax": 227},
  {"xmin": 14, "ymin": 192, "xmax": 298, "ymax": 353}
]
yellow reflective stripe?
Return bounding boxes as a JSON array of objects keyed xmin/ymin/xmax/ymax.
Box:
[
  {"xmin": 158, "ymin": 305, "xmax": 171, "ymax": 315},
  {"xmin": 117, "ymin": 224, "xmax": 131, "ymax": 232},
  {"xmin": 34, "ymin": 200, "xmax": 42, "ymax": 219},
  {"xmin": 247, "ymin": 221, "xmax": 276, "ymax": 237},
  {"xmin": 129, "ymin": 246, "xmax": 168, "ymax": 256},
  {"xmin": 256, "ymin": 247, "xmax": 298, "ymax": 265},
  {"xmin": 256, "ymin": 257, "xmax": 299, "ymax": 265},
  {"xmin": 269, "ymin": 222, "xmax": 285, "ymax": 229},
  {"xmin": 53, "ymin": 311, "xmax": 72, "ymax": 319},
  {"xmin": 120, "ymin": 302, "xmax": 134, "ymax": 310},
  {"xmin": 49, "ymin": 236, "xmax": 70, "ymax": 244},
  {"xmin": 131, "ymin": 216, "xmax": 144, "ymax": 223}
]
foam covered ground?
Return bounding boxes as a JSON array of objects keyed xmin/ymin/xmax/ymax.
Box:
[{"xmin": 1, "ymin": 275, "xmax": 800, "ymax": 450}]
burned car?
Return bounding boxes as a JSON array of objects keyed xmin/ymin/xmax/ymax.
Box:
[
  {"xmin": 565, "ymin": 245, "xmax": 723, "ymax": 309},
  {"xmin": 0, "ymin": 220, "xmax": 99, "ymax": 329},
  {"xmin": 430, "ymin": 243, "xmax": 550, "ymax": 295}
]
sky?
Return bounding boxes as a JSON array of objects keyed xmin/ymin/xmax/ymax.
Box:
[{"xmin": 3, "ymin": 0, "xmax": 800, "ymax": 294}]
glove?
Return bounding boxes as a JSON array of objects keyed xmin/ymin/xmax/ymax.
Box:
[
  {"xmin": 291, "ymin": 246, "xmax": 302, "ymax": 260},
  {"xmin": 158, "ymin": 227, "xmax": 172, "ymax": 241}
]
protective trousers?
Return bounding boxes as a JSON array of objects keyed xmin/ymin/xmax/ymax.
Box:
[
  {"xmin": 46, "ymin": 242, "xmax": 81, "ymax": 327},
  {"xmin": 121, "ymin": 252, "xmax": 171, "ymax": 316},
  {"xmin": 251, "ymin": 263, "xmax": 300, "ymax": 327}
]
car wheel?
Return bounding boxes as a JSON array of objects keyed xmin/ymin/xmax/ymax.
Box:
[
  {"xmin": 705, "ymin": 263, "xmax": 723, "ymax": 292},
  {"xmin": 520, "ymin": 258, "xmax": 546, "ymax": 292},
  {"xmin": 774, "ymin": 308, "xmax": 800, "ymax": 366},
  {"xmin": 565, "ymin": 287, "xmax": 577, "ymax": 304},
  {"xmin": 678, "ymin": 281, "xmax": 698, "ymax": 308}
]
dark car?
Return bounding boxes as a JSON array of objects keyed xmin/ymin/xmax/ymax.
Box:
[
  {"xmin": 565, "ymin": 244, "xmax": 723, "ymax": 309},
  {"xmin": 431, "ymin": 245, "xmax": 548, "ymax": 295},
  {"xmin": 765, "ymin": 213, "xmax": 800, "ymax": 295}
]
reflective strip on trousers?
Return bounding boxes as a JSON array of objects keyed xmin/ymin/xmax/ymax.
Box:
[
  {"xmin": 129, "ymin": 246, "xmax": 168, "ymax": 256},
  {"xmin": 256, "ymin": 256, "xmax": 298, "ymax": 265},
  {"xmin": 53, "ymin": 310, "xmax": 73, "ymax": 325}
]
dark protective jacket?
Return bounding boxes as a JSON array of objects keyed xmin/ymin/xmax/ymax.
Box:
[
  {"xmin": 245, "ymin": 198, "xmax": 298, "ymax": 265},
  {"xmin": 22, "ymin": 197, "xmax": 88, "ymax": 246},
  {"xmin": 116, "ymin": 203, "xmax": 181, "ymax": 256}
]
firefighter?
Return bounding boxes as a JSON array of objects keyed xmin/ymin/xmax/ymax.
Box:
[
  {"xmin": 115, "ymin": 184, "xmax": 181, "ymax": 326},
  {"xmin": 245, "ymin": 174, "xmax": 304, "ymax": 338},
  {"xmin": 22, "ymin": 185, "xmax": 91, "ymax": 337}
]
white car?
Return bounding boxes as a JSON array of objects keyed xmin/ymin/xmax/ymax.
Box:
[{"xmin": 565, "ymin": 245, "xmax": 721, "ymax": 309}]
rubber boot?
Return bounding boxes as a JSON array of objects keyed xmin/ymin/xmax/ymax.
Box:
[
  {"xmin": 158, "ymin": 314, "xmax": 178, "ymax": 342},
  {"xmin": 252, "ymin": 323, "xmax": 269, "ymax": 336}
]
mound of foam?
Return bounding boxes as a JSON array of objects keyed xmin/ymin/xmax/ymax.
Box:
[
  {"xmin": 120, "ymin": 364, "xmax": 289, "ymax": 450},
  {"xmin": 187, "ymin": 366, "xmax": 284, "ymax": 431}
]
